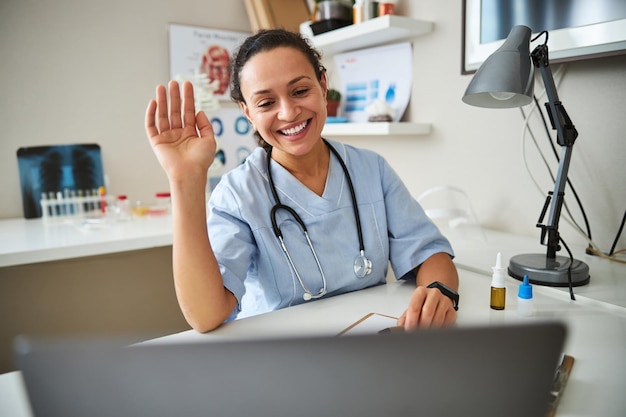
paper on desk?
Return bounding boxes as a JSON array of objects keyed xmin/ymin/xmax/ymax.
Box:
[{"xmin": 338, "ymin": 313, "xmax": 398, "ymax": 336}]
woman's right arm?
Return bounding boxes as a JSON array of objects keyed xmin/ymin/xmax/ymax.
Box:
[{"xmin": 145, "ymin": 80, "xmax": 237, "ymax": 332}]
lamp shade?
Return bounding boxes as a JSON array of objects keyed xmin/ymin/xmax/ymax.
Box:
[{"xmin": 462, "ymin": 25, "xmax": 534, "ymax": 108}]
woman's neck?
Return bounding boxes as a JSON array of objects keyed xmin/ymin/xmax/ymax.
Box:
[{"xmin": 272, "ymin": 140, "xmax": 330, "ymax": 196}]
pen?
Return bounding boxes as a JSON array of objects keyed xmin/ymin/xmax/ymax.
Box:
[{"xmin": 378, "ymin": 326, "xmax": 405, "ymax": 334}]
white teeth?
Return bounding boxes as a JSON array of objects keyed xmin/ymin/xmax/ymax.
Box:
[{"xmin": 281, "ymin": 121, "xmax": 307, "ymax": 136}]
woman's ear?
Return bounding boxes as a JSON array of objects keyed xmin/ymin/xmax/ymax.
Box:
[
  {"xmin": 320, "ymin": 72, "xmax": 329, "ymax": 100},
  {"xmin": 239, "ymin": 102, "xmax": 253, "ymax": 127}
]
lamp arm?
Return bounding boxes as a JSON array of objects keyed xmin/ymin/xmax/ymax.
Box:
[{"xmin": 531, "ymin": 44, "xmax": 579, "ymax": 259}]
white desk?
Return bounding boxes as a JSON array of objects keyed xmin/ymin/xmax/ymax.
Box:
[
  {"xmin": 2, "ymin": 216, "xmax": 621, "ymax": 308},
  {"xmin": 0, "ymin": 216, "xmax": 173, "ymax": 267},
  {"xmin": 135, "ymin": 269, "xmax": 626, "ymax": 417},
  {"xmin": 444, "ymin": 225, "xmax": 626, "ymax": 309},
  {"xmin": 1, "ymin": 269, "xmax": 626, "ymax": 416},
  {"xmin": 1, "ymin": 221, "xmax": 625, "ymax": 416}
]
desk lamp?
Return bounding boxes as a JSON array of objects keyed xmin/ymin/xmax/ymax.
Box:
[{"xmin": 462, "ymin": 25, "xmax": 590, "ymax": 287}]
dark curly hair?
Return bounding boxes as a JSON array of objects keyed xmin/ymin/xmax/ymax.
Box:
[{"xmin": 230, "ymin": 29, "xmax": 326, "ymax": 151}]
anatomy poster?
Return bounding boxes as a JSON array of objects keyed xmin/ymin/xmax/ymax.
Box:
[{"xmin": 169, "ymin": 24, "xmax": 250, "ymax": 100}]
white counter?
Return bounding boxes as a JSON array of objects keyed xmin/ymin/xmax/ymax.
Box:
[{"xmin": 0, "ymin": 216, "xmax": 173, "ymax": 267}]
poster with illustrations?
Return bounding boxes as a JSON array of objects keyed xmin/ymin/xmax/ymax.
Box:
[
  {"xmin": 168, "ymin": 24, "xmax": 250, "ymax": 100},
  {"xmin": 169, "ymin": 24, "xmax": 257, "ymax": 190},
  {"xmin": 207, "ymin": 107, "xmax": 258, "ymax": 191}
]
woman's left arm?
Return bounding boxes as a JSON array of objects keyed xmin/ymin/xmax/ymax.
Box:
[{"xmin": 397, "ymin": 252, "xmax": 459, "ymax": 330}]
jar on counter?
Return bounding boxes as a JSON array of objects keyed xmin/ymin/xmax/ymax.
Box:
[
  {"xmin": 116, "ymin": 194, "xmax": 131, "ymax": 221},
  {"xmin": 152, "ymin": 191, "xmax": 171, "ymax": 215}
]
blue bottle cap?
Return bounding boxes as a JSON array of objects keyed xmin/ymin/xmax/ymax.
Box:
[{"xmin": 518, "ymin": 275, "xmax": 533, "ymax": 299}]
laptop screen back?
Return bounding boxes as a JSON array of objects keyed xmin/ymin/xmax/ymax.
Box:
[{"xmin": 15, "ymin": 322, "xmax": 566, "ymax": 417}]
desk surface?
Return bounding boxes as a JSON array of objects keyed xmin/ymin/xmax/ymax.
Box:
[
  {"xmin": 135, "ymin": 270, "xmax": 626, "ymax": 417},
  {"xmin": 1, "ymin": 268, "xmax": 626, "ymax": 416},
  {"xmin": 0, "ymin": 216, "xmax": 173, "ymax": 267},
  {"xmin": 444, "ymin": 225, "xmax": 626, "ymax": 309},
  {"xmin": 2, "ymin": 217, "xmax": 622, "ymax": 309},
  {"xmin": 1, "ymin": 220, "xmax": 625, "ymax": 416}
]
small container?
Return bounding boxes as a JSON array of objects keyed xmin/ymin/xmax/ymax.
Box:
[
  {"xmin": 517, "ymin": 275, "xmax": 534, "ymax": 317},
  {"xmin": 378, "ymin": 0, "xmax": 396, "ymax": 16},
  {"xmin": 363, "ymin": 0, "xmax": 377, "ymax": 20},
  {"xmin": 116, "ymin": 195, "xmax": 131, "ymax": 221},
  {"xmin": 132, "ymin": 201, "xmax": 150, "ymax": 217},
  {"xmin": 490, "ymin": 252, "xmax": 506, "ymax": 310},
  {"xmin": 353, "ymin": 0, "xmax": 363, "ymax": 24},
  {"xmin": 152, "ymin": 191, "xmax": 171, "ymax": 215}
]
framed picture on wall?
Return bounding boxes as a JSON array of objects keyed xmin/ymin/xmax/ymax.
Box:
[
  {"xmin": 462, "ymin": 0, "xmax": 626, "ymax": 74},
  {"xmin": 168, "ymin": 24, "xmax": 250, "ymax": 100}
]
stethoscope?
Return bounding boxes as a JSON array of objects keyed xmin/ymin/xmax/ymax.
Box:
[{"xmin": 267, "ymin": 139, "xmax": 372, "ymax": 301}]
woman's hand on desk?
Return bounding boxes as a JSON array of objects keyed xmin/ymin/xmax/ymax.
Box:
[
  {"xmin": 145, "ymin": 80, "xmax": 217, "ymax": 182},
  {"xmin": 397, "ymin": 286, "xmax": 457, "ymax": 330},
  {"xmin": 397, "ymin": 252, "xmax": 459, "ymax": 330}
]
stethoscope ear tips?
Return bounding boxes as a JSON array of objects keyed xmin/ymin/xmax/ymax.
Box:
[{"xmin": 303, "ymin": 293, "xmax": 312, "ymax": 301}]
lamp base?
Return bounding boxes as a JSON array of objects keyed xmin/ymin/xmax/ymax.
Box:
[{"xmin": 508, "ymin": 253, "xmax": 590, "ymax": 287}]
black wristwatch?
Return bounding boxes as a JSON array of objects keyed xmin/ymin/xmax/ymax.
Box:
[{"xmin": 427, "ymin": 281, "xmax": 459, "ymax": 311}]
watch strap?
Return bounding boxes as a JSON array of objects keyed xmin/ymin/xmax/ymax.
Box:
[{"xmin": 427, "ymin": 281, "xmax": 459, "ymax": 311}]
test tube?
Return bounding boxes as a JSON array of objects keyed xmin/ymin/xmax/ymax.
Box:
[
  {"xmin": 40, "ymin": 192, "xmax": 49, "ymax": 219},
  {"xmin": 48, "ymin": 191, "xmax": 57, "ymax": 217}
]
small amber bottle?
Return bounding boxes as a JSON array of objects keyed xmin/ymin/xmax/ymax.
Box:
[{"xmin": 490, "ymin": 252, "xmax": 506, "ymax": 310}]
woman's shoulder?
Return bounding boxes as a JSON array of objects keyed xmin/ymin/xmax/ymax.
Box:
[
  {"xmin": 219, "ymin": 147, "xmax": 266, "ymax": 184},
  {"xmin": 210, "ymin": 147, "xmax": 268, "ymax": 206},
  {"xmin": 327, "ymin": 139, "xmax": 391, "ymax": 181},
  {"xmin": 326, "ymin": 139, "xmax": 384, "ymax": 166}
]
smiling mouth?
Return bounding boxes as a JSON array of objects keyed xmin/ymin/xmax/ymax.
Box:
[{"xmin": 279, "ymin": 120, "xmax": 309, "ymax": 136}]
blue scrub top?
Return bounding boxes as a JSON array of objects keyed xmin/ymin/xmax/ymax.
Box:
[{"xmin": 208, "ymin": 139, "xmax": 454, "ymax": 320}]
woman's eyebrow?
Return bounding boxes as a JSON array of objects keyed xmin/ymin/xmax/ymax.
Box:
[{"xmin": 250, "ymin": 75, "xmax": 312, "ymax": 98}]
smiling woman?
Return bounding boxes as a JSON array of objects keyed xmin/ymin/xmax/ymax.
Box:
[{"xmin": 144, "ymin": 28, "xmax": 459, "ymax": 334}]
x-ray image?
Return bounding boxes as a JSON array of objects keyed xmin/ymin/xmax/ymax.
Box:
[{"xmin": 17, "ymin": 144, "xmax": 105, "ymax": 218}]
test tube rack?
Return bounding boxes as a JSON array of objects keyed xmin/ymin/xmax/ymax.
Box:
[{"xmin": 39, "ymin": 190, "xmax": 112, "ymax": 223}]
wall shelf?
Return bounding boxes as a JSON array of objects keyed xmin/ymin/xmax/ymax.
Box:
[
  {"xmin": 308, "ymin": 15, "xmax": 433, "ymax": 55},
  {"xmin": 306, "ymin": 15, "xmax": 434, "ymax": 136},
  {"xmin": 323, "ymin": 122, "xmax": 431, "ymax": 137}
]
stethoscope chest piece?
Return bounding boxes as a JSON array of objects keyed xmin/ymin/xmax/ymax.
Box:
[{"xmin": 354, "ymin": 250, "xmax": 372, "ymax": 278}]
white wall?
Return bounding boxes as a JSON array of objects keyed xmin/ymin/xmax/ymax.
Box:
[{"xmin": 1, "ymin": 0, "xmax": 624, "ymax": 253}]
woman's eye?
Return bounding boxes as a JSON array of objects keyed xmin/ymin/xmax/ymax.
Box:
[
  {"xmin": 257, "ymin": 100, "xmax": 274, "ymax": 108},
  {"xmin": 293, "ymin": 88, "xmax": 309, "ymax": 97}
]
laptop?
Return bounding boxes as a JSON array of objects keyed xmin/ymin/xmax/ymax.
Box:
[{"xmin": 14, "ymin": 322, "xmax": 566, "ymax": 417}]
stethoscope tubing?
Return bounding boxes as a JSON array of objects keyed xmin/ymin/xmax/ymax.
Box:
[{"xmin": 266, "ymin": 139, "xmax": 371, "ymax": 299}]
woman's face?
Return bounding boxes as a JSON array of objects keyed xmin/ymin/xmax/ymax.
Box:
[{"xmin": 238, "ymin": 47, "xmax": 328, "ymax": 158}]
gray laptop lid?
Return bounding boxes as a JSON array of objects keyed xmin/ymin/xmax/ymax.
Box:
[{"xmin": 15, "ymin": 322, "xmax": 566, "ymax": 417}]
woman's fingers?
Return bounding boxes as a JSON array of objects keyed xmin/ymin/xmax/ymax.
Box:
[
  {"xmin": 169, "ymin": 80, "xmax": 183, "ymax": 130},
  {"xmin": 399, "ymin": 287, "xmax": 457, "ymax": 330},
  {"xmin": 181, "ymin": 81, "xmax": 198, "ymax": 130},
  {"xmin": 145, "ymin": 80, "xmax": 205, "ymax": 143},
  {"xmin": 196, "ymin": 110, "xmax": 214, "ymax": 139},
  {"xmin": 155, "ymin": 83, "xmax": 171, "ymax": 133},
  {"xmin": 145, "ymin": 99, "xmax": 158, "ymax": 138}
]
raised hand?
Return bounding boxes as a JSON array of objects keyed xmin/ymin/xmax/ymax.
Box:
[{"xmin": 145, "ymin": 80, "xmax": 217, "ymax": 182}]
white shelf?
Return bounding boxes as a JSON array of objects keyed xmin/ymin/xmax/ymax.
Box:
[
  {"xmin": 306, "ymin": 15, "xmax": 434, "ymax": 137},
  {"xmin": 308, "ymin": 15, "xmax": 433, "ymax": 54},
  {"xmin": 322, "ymin": 122, "xmax": 431, "ymax": 136}
]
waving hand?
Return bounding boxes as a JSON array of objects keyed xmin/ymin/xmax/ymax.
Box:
[{"xmin": 145, "ymin": 80, "xmax": 216, "ymax": 181}]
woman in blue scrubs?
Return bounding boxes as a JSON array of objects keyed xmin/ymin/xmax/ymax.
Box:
[{"xmin": 145, "ymin": 29, "xmax": 459, "ymax": 332}]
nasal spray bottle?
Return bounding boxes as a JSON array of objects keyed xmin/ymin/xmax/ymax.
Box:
[
  {"xmin": 517, "ymin": 275, "xmax": 534, "ymax": 317},
  {"xmin": 490, "ymin": 252, "xmax": 506, "ymax": 310}
]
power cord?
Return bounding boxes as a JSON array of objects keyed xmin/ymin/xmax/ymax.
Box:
[{"xmin": 520, "ymin": 64, "xmax": 626, "ymax": 265}]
